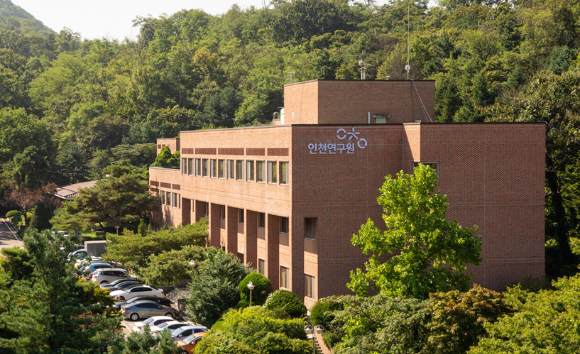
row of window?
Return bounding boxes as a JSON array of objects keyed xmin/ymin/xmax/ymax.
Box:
[
  {"xmin": 159, "ymin": 191, "xmax": 180, "ymax": 208},
  {"xmin": 256, "ymin": 262, "xmax": 315, "ymax": 298},
  {"xmin": 182, "ymin": 158, "xmax": 289, "ymax": 185}
]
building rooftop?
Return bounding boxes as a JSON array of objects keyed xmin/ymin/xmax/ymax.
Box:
[{"xmin": 54, "ymin": 180, "xmax": 99, "ymax": 200}]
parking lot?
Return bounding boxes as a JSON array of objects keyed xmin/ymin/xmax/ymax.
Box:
[{"xmin": 0, "ymin": 218, "xmax": 23, "ymax": 250}]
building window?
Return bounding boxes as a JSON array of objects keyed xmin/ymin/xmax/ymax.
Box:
[
  {"xmin": 188, "ymin": 158, "xmax": 193, "ymax": 175},
  {"xmin": 210, "ymin": 159, "xmax": 217, "ymax": 178},
  {"xmin": 258, "ymin": 212, "xmax": 265, "ymax": 228},
  {"xmin": 160, "ymin": 191, "xmax": 165, "ymax": 204},
  {"xmin": 236, "ymin": 160, "xmax": 244, "ymax": 180},
  {"xmin": 258, "ymin": 259, "xmax": 265, "ymax": 275},
  {"xmin": 305, "ymin": 275, "xmax": 315, "ymax": 299},
  {"xmin": 172, "ymin": 193, "xmax": 178, "ymax": 208},
  {"xmin": 181, "ymin": 158, "xmax": 187, "ymax": 175},
  {"xmin": 413, "ymin": 162, "xmax": 439, "ymax": 184},
  {"xmin": 166, "ymin": 192, "xmax": 171, "ymax": 205},
  {"xmin": 256, "ymin": 161, "xmax": 265, "ymax": 182},
  {"xmin": 268, "ymin": 161, "xmax": 277, "ymax": 184},
  {"xmin": 202, "ymin": 159, "xmax": 209, "ymax": 177},
  {"xmin": 305, "ymin": 218, "xmax": 316, "ymax": 240},
  {"xmin": 246, "ymin": 161, "xmax": 254, "ymax": 181},
  {"xmin": 280, "ymin": 162, "xmax": 288, "ymax": 185},
  {"xmin": 227, "ymin": 160, "xmax": 235, "ymax": 180},
  {"xmin": 195, "ymin": 159, "xmax": 201, "ymax": 176},
  {"xmin": 280, "ymin": 217, "xmax": 289, "ymax": 234},
  {"xmin": 239, "ymin": 209, "xmax": 244, "ymax": 224},
  {"xmin": 280, "ymin": 266, "xmax": 289, "ymax": 289},
  {"xmin": 218, "ymin": 160, "xmax": 225, "ymax": 178},
  {"xmin": 220, "ymin": 205, "xmax": 225, "ymax": 220}
]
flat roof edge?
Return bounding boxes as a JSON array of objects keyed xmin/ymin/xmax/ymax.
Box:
[
  {"xmin": 284, "ymin": 79, "xmax": 436, "ymax": 87},
  {"xmin": 149, "ymin": 167, "xmax": 180, "ymax": 170}
]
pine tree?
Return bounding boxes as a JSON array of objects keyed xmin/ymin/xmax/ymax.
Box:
[
  {"xmin": 0, "ymin": 229, "xmax": 122, "ymax": 353},
  {"xmin": 435, "ymin": 79, "xmax": 461, "ymax": 122},
  {"xmin": 29, "ymin": 202, "xmax": 52, "ymax": 231}
]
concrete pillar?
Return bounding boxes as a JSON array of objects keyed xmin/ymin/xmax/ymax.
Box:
[
  {"xmin": 181, "ymin": 198, "xmax": 191, "ymax": 226},
  {"xmin": 208, "ymin": 203, "xmax": 221, "ymax": 248},
  {"xmin": 267, "ymin": 214, "xmax": 280, "ymax": 289},
  {"xmin": 291, "ymin": 216, "xmax": 304, "ymax": 298},
  {"xmin": 226, "ymin": 206, "xmax": 239, "ymax": 259},
  {"xmin": 244, "ymin": 210, "xmax": 258, "ymax": 268}
]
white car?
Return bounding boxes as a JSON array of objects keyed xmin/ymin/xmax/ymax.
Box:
[
  {"xmin": 171, "ymin": 325, "xmax": 207, "ymax": 341},
  {"xmin": 109, "ymin": 285, "xmax": 164, "ymax": 301},
  {"xmin": 150, "ymin": 321, "xmax": 189, "ymax": 335},
  {"xmin": 91, "ymin": 268, "xmax": 136, "ymax": 284},
  {"xmin": 133, "ymin": 316, "xmax": 174, "ymax": 333}
]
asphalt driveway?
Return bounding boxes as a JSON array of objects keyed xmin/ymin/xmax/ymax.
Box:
[{"xmin": 0, "ymin": 218, "xmax": 23, "ymax": 250}]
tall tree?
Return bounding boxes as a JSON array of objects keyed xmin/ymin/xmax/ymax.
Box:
[{"xmin": 348, "ymin": 164, "xmax": 482, "ymax": 299}]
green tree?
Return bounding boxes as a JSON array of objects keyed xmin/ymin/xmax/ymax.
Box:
[
  {"xmin": 238, "ymin": 272, "xmax": 273, "ymax": 307},
  {"xmin": 425, "ymin": 285, "xmax": 513, "ymax": 354},
  {"xmin": 29, "ymin": 201, "xmax": 51, "ymax": 231},
  {"xmin": 184, "ymin": 249, "xmax": 251, "ymax": 327},
  {"xmin": 139, "ymin": 246, "xmax": 206, "ymax": 286},
  {"xmin": 468, "ymin": 274, "xmax": 580, "ymax": 354},
  {"xmin": 49, "ymin": 172, "xmax": 158, "ymax": 231},
  {"xmin": 348, "ymin": 164, "xmax": 482, "ymax": 299},
  {"xmin": 0, "ymin": 228, "xmax": 122, "ymax": 352},
  {"xmin": 6, "ymin": 145, "xmax": 49, "ymax": 190},
  {"xmin": 264, "ymin": 289, "xmax": 307, "ymax": 318},
  {"xmin": 151, "ymin": 146, "xmax": 180, "ymax": 168}
]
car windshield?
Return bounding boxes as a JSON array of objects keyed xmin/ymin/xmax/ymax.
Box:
[
  {"xmin": 157, "ymin": 322, "xmax": 171, "ymax": 329},
  {"xmin": 171, "ymin": 327, "xmax": 190, "ymax": 335},
  {"xmin": 118, "ymin": 283, "xmax": 141, "ymax": 290},
  {"xmin": 182, "ymin": 334, "xmax": 197, "ymax": 344},
  {"xmin": 143, "ymin": 317, "xmax": 156, "ymax": 324}
]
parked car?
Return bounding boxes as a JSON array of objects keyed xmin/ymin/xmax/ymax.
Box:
[
  {"xmin": 91, "ymin": 268, "xmax": 135, "ymax": 284},
  {"xmin": 101, "ymin": 278, "xmax": 141, "ymax": 289},
  {"xmin": 67, "ymin": 249, "xmax": 88, "ymax": 262},
  {"xmin": 132, "ymin": 316, "xmax": 174, "ymax": 333},
  {"xmin": 109, "ymin": 285, "xmax": 164, "ymax": 301},
  {"xmin": 120, "ymin": 300, "xmax": 177, "ymax": 321},
  {"xmin": 176, "ymin": 332, "xmax": 205, "ymax": 354},
  {"xmin": 83, "ymin": 263, "xmax": 112, "ymax": 279},
  {"xmin": 75, "ymin": 256, "xmax": 103, "ymax": 269},
  {"xmin": 115, "ymin": 296, "xmax": 171, "ymax": 310},
  {"xmin": 150, "ymin": 321, "xmax": 189, "ymax": 335},
  {"xmin": 171, "ymin": 325, "xmax": 207, "ymax": 342},
  {"xmin": 106, "ymin": 281, "xmax": 144, "ymax": 292}
]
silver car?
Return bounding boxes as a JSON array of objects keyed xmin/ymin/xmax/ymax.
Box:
[
  {"xmin": 91, "ymin": 268, "xmax": 136, "ymax": 284},
  {"xmin": 120, "ymin": 300, "xmax": 177, "ymax": 321},
  {"xmin": 171, "ymin": 325, "xmax": 207, "ymax": 341}
]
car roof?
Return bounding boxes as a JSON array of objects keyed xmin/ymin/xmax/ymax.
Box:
[
  {"xmin": 99, "ymin": 268, "xmax": 127, "ymax": 272},
  {"xmin": 126, "ymin": 300, "xmax": 160, "ymax": 306}
]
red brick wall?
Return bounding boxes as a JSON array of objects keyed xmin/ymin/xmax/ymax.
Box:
[{"xmin": 284, "ymin": 80, "xmax": 435, "ymax": 125}]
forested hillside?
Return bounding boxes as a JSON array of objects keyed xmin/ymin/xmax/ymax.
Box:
[
  {"xmin": 0, "ymin": 0, "xmax": 52, "ymax": 34},
  {"xmin": 0, "ymin": 0, "xmax": 579, "ymax": 272}
]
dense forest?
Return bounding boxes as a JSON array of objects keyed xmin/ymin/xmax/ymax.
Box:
[{"xmin": 0, "ymin": 0, "xmax": 579, "ymax": 272}]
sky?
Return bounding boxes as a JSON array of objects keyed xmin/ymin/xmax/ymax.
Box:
[{"xmin": 10, "ymin": 0, "xmax": 435, "ymax": 41}]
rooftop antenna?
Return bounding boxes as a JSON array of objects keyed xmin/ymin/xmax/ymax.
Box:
[
  {"xmin": 405, "ymin": 0, "xmax": 411, "ymax": 79},
  {"xmin": 359, "ymin": 50, "xmax": 366, "ymax": 80}
]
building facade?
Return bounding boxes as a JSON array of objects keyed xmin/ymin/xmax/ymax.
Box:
[{"xmin": 149, "ymin": 80, "xmax": 545, "ymax": 307}]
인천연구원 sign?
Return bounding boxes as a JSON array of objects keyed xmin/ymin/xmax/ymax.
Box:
[{"xmin": 308, "ymin": 127, "xmax": 368, "ymax": 154}]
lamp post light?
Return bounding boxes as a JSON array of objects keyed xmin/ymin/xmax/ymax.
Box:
[
  {"xmin": 247, "ymin": 281, "xmax": 255, "ymax": 306},
  {"xmin": 189, "ymin": 260, "xmax": 196, "ymax": 267},
  {"xmin": 304, "ymin": 317, "xmax": 323, "ymax": 354}
]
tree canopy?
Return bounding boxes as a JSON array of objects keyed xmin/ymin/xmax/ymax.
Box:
[{"xmin": 348, "ymin": 164, "xmax": 482, "ymax": 299}]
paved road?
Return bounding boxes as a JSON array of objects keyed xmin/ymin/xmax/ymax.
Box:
[{"xmin": 0, "ymin": 218, "xmax": 23, "ymax": 250}]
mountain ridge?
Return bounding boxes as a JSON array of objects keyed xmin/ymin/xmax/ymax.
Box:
[{"xmin": 0, "ymin": 0, "xmax": 54, "ymax": 34}]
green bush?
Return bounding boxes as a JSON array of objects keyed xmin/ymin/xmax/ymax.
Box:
[
  {"xmin": 30, "ymin": 202, "xmax": 52, "ymax": 231},
  {"xmin": 311, "ymin": 296, "xmax": 344, "ymax": 328},
  {"xmin": 6, "ymin": 210, "xmax": 20, "ymax": 218},
  {"xmin": 264, "ymin": 290, "xmax": 307, "ymax": 318},
  {"xmin": 238, "ymin": 272, "xmax": 273, "ymax": 307}
]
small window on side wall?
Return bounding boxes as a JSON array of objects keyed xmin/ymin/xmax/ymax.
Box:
[
  {"xmin": 258, "ymin": 259, "xmax": 265, "ymax": 275},
  {"xmin": 267, "ymin": 161, "xmax": 277, "ymax": 184},
  {"xmin": 256, "ymin": 161, "xmax": 265, "ymax": 182},
  {"xmin": 280, "ymin": 217, "xmax": 289, "ymax": 234},
  {"xmin": 188, "ymin": 158, "xmax": 193, "ymax": 175},
  {"xmin": 305, "ymin": 218, "xmax": 316, "ymax": 240},
  {"xmin": 258, "ymin": 212, "xmax": 265, "ymax": 228},
  {"xmin": 227, "ymin": 160, "xmax": 235, "ymax": 180},
  {"xmin": 280, "ymin": 162, "xmax": 289, "ymax": 185},
  {"xmin": 210, "ymin": 159, "xmax": 217, "ymax": 178},
  {"xmin": 413, "ymin": 162, "xmax": 439, "ymax": 184},
  {"xmin": 181, "ymin": 158, "xmax": 187, "ymax": 175},
  {"xmin": 305, "ymin": 274, "xmax": 315, "ymax": 299},
  {"xmin": 195, "ymin": 159, "xmax": 201, "ymax": 176},
  {"xmin": 280, "ymin": 266, "xmax": 289, "ymax": 289},
  {"xmin": 160, "ymin": 191, "xmax": 165, "ymax": 204},
  {"xmin": 239, "ymin": 209, "xmax": 244, "ymax": 224},
  {"xmin": 202, "ymin": 159, "xmax": 209, "ymax": 177},
  {"xmin": 218, "ymin": 160, "xmax": 225, "ymax": 178},
  {"xmin": 247, "ymin": 161, "xmax": 254, "ymax": 181}
]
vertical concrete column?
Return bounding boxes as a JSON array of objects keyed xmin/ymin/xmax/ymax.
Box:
[
  {"xmin": 291, "ymin": 215, "xmax": 305, "ymax": 298},
  {"xmin": 267, "ymin": 214, "xmax": 280, "ymax": 289},
  {"xmin": 226, "ymin": 206, "xmax": 239, "ymax": 259},
  {"xmin": 208, "ymin": 203, "xmax": 221, "ymax": 249},
  {"xmin": 244, "ymin": 210, "xmax": 258, "ymax": 268},
  {"xmin": 181, "ymin": 198, "xmax": 191, "ymax": 226}
]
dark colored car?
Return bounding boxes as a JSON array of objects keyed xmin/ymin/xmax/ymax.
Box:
[
  {"xmin": 115, "ymin": 296, "xmax": 172, "ymax": 311},
  {"xmin": 106, "ymin": 281, "xmax": 143, "ymax": 292}
]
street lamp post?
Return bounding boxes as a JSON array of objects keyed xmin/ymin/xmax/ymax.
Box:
[
  {"xmin": 247, "ymin": 281, "xmax": 255, "ymax": 306},
  {"xmin": 304, "ymin": 317, "xmax": 323, "ymax": 354}
]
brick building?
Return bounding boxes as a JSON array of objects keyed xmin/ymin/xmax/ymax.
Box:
[{"xmin": 149, "ymin": 80, "xmax": 545, "ymax": 307}]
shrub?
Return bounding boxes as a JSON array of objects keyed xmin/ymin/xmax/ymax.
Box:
[
  {"xmin": 238, "ymin": 272, "xmax": 273, "ymax": 307},
  {"xmin": 6, "ymin": 210, "xmax": 19, "ymax": 218},
  {"xmin": 29, "ymin": 202, "xmax": 52, "ymax": 231},
  {"xmin": 311, "ymin": 296, "xmax": 344, "ymax": 328},
  {"xmin": 264, "ymin": 289, "xmax": 307, "ymax": 318}
]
